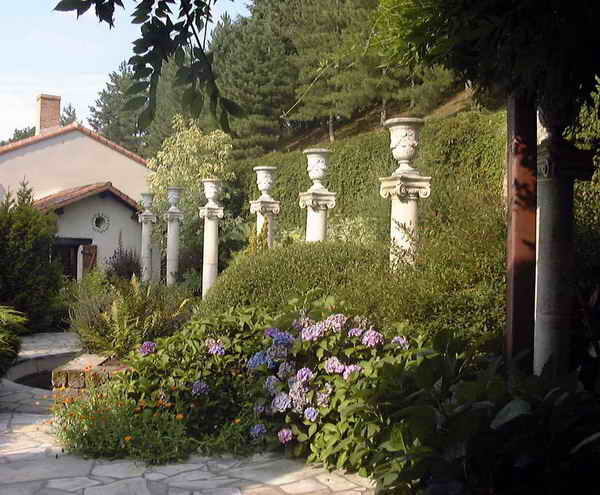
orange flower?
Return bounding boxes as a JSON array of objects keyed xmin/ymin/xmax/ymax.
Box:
[
  {"xmin": 124, "ymin": 436, "xmax": 132, "ymax": 442},
  {"xmin": 233, "ymin": 418, "xmax": 241, "ymax": 424},
  {"xmin": 176, "ymin": 413, "xmax": 184, "ymax": 420},
  {"xmin": 170, "ymin": 385, "xmax": 177, "ymax": 391}
]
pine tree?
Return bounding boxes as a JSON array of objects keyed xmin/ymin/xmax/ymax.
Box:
[
  {"xmin": 0, "ymin": 127, "xmax": 35, "ymax": 146},
  {"xmin": 60, "ymin": 103, "xmax": 78, "ymax": 126},
  {"xmin": 212, "ymin": 2, "xmax": 298, "ymax": 158},
  {"xmin": 88, "ymin": 62, "xmax": 146, "ymax": 156}
]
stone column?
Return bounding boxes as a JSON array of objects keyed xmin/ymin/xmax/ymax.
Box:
[
  {"xmin": 534, "ymin": 107, "xmax": 594, "ymax": 377},
  {"xmin": 250, "ymin": 166, "xmax": 280, "ymax": 248},
  {"xmin": 165, "ymin": 187, "xmax": 184, "ymax": 286},
  {"xmin": 138, "ymin": 192, "xmax": 157, "ymax": 283},
  {"xmin": 379, "ymin": 117, "xmax": 431, "ymax": 266},
  {"xmin": 299, "ymin": 149, "xmax": 336, "ymax": 242},
  {"xmin": 200, "ymin": 179, "xmax": 224, "ymax": 299}
]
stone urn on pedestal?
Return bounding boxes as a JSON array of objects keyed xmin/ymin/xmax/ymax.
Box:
[
  {"xmin": 379, "ymin": 118, "xmax": 431, "ymax": 266},
  {"xmin": 138, "ymin": 192, "xmax": 157, "ymax": 283},
  {"xmin": 299, "ymin": 149, "xmax": 336, "ymax": 242},
  {"xmin": 250, "ymin": 166, "xmax": 280, "ymax": 247}
]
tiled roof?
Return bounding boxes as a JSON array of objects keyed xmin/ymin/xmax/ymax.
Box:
[
  {"xmin": 0, "ymin": 123, "xmax": 147, "ymax": 166},
  {"xmin": 34, "ymin": 182, "xmax": 140, "ymax": 212}
]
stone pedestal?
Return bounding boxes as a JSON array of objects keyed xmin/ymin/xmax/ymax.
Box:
[
  {"xmin": 165, "ymin": 187, "xmax": 184, "ymax": 286},
  {"xmin": 138, "ymin": 192, "xmax": 156, "ymax": 283},
  {"xmin": 250, "ymin": 166, "xmax": 280, "ymax": 247},
  {"xmin": 380, "ymin": 175, "xmax": 431, "ymax": 264},
  {"xmin": 380, "ymin": 117, "xmax": 430, "ymax": 266},
  {"xmin": 534, "ymin": 134, "xmax": 594, "ymax": 376},
  {"xmin": 299, "ymin": 149, "xmax": 336, "ymax": 242},
  {"xmin": 200, "ymin": 179, "xmax": 224, "ymax": 299}
]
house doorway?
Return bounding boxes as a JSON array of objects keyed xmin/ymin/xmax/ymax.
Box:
[{"xmin": 54, "ymin": 238, "xmax": 94, "ymax": 279}]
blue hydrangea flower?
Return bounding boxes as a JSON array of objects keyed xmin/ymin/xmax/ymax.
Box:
[
  {"xmin": 324, "ymin": 313, "xmax": 348, "ymax": 333},
  {"xmin": 247, "ymin": 351, "xmax": 275, "ymax": 370},
  {"xmin": 342, "ymin": 364, "xmax": 362, "ymax": 380},
  {"xmin": 205, "ymin": 338, "xmax": 225, "ymax": 356},
  {"xmin": 264, "ymin": 328, "xmax": 280, "ymax": 338},
  {"xmin": 191, "ymin": 379, "xmax": 210, "ymax": 396},
  {"xmin": 267, "ymin": 344, "xmax": 288, "ymax": 361},
  {"xmin": 324, "ymin": 356, "xmax": 346, "ymax": 374},
  {"xmin": 317, "ymin": 383, "xmax": 333, "ymax": 407},
  {"xmin": 278, "ymin": 428, "xmax": 293, "ymax": 444},
  {"xmin": 264, "ymin": 375, "xmax": 281, "ymax": 395},
  {"xmin": 250, "ymin": 423, "xmax": 267, "ymax": 439},
  {"xmin": 139, "ymin": 341, "xmax": 156, "ymax": 356},
  {"xmin": 304, "ymin": 407, "xmax": 319, "ymax": 422},
  {"xmin": 347, "ymin": 327, "xmax": 364, "ymax": 338},
  {"xmin": 271, "ymin": 392, "xmax": 292, "ymax": 412},
  {"xmin": 392, "ymin": 336, "xmax": 410, "ymax": 350},
  {"xmin": 301, "ymin": 322, "xmax": 326, "ymax": 341},
  {"xmin": 273, "ymin": 331, "xmax": 295, "ymax": 347},
  {"xmin": 292, "ymin": 317, "xmax": 315, "ymax": 331},
  {"xmin": 289, "ymin": 380, "xmax": 309, "ymax": 412},
  {"xmin": 277, "ymin": 361, "xmax": 295, "ymax": 380}
]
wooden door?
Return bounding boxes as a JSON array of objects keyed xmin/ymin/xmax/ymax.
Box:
[{"xmin": 82, "ymin": 245, "xmax": 97, "ymax": 274}]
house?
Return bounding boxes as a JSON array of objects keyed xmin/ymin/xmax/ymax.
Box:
[{"xmin": 0, "ymin": 94, "xmax": 157, "ymax": 279}]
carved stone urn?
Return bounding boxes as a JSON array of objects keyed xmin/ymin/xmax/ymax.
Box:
[
  {"xmin": 254, "ymin": 166, "xmax": 277, "ymax": 201},
  {"xmin": 202, "ymin": 179, "xmax": 222, "ymax": 208},
  {"xmin": 166, "ymin": 187, "xmax": 183, "ymax": 212},
  {"xmin": 304, "ymin": 148, "xmax": 331, "ymax": 191},
  {"xmin": 384, "ymin": 117, "xmax": 424, "ymax": 176},
  {"xmin": 140, "ymin": 192, "xmax": 154, "ymax": 212}
]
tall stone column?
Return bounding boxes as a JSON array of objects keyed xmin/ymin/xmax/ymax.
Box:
[
  {"xmin": 379, "ymin": 117, "xmax": 431, "ymax": 266},
  {"xmin": 165, "ymin": 187, "xmax": 184, "ymax": 286},
  {"xmin": 138, "ymin": 192, "xmax": 157, "ymax": 283},
  {"xmin": 200, "ymin": 179, "xmax": 224, "ymax": 299},
  {"xmin": 299, "ymin": 149, "xmax": 336, "ymax": 242},
  {"xmin": 250, "ymin": 166, "xmax": 280, "ymax": 247},
  {"xmin": 534, "ymin": 107, "xmax": 594, "ymax": 377}
]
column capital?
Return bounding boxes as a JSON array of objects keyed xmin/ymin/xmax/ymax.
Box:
[
  {"xmin": 380, "ymin": 174, "xmax": 431, "ymax": 201},
  {"xmin": 299, "ymin": 189, "xmax": 336, "ymax": 210},
  {"xmin": 250, "ymin": 199, "xmax": 281, "ymax": 216},
  {"xmin": 165, "ymin": 210, "xmax": 184, "ymax": 222},
  {"xmin": 537, "ymin": 137, "xmax": 594, "ymax": 181},
  {"xmin": 200, "ymin": 206, "xmax": 224, "ymax": 220},
  {"xmin": 138, "ymin": 211, "xmax": 157, "ymax": 224}
]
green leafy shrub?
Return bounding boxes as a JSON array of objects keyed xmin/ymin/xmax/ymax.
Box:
[
  {"xmin": 0, "ymin": 306, "xmax": 24, "ymax": 377},
  {"xmin": 53, "ymin": 383, "xmax": 195, "ymax": 464},
  {"xmin": 67, "ymin": 272, "xmax": 194, "ymax": 358},
  {"xmin": 0, "ymin": 183, "xmax": 64, "ymax": 333}
]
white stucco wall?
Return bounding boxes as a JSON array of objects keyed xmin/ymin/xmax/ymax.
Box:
[
  {"xmin": 56, "ymin": 194, "xmax": 141, "ymax": 269},
  {"xmin": 0, "ymin": 130, "xmax": 149, "ymax": 201}
]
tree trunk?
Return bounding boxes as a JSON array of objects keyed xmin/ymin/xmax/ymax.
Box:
[
  {"xmin": 328, "ymin": 113, "xmax": 335, "ymax": 143},
  {"xmin": 505, "ymin": 91, "xmax": 537, "ymax": 373}
]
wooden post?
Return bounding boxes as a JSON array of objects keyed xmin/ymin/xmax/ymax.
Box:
[{"xmin": 505, "ymin": 92, "xmax": 537, "ymax": 370}]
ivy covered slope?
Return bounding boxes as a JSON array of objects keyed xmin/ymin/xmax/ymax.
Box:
[{"xmin": 206, "ymin": 110, "xmax": 508, "ymax": 345}]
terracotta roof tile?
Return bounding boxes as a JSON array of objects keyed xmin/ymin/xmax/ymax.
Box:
[
  {"xmin": 34, "ymin": 182, "xmax": 140, "ymax": 212},
  {"xmin": 0, "ymin": 123, "xmax": 147, "ymax": 167}
]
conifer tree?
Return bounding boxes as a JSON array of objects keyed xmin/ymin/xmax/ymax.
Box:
[{"xmin": 60, "ymin": 103, "xmax": 78, "ymax": 126}]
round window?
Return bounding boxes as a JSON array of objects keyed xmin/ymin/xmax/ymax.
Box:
[{"xmin": 91, "ymin": 213, "xmax": 110, "ymax": 233}]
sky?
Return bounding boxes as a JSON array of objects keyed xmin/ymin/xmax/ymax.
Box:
[{"xmin": 0, "ymin": 0, "xmax": 249, "ymax": 141}]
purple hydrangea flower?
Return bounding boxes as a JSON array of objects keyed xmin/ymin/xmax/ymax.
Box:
[
  {"xmin": 139, "ymin": 341, "xmax": 156, "ymax": 356},
  {"xmin": 292, "ymin": 317, "xmax": 315, "ymax": 332},
  {"xmin": 324, "ymin": 356, "xmax": 346, "ymax": 374},
  {"xmin": 250, "ymin": 423, "xmax": 267, "ymax": 438},
  {"xmin": 392, "ymin": 336, "xmax": 410, "ymax": 350},
  {"xmin": 342, "ymin": 364, "xmax": 362, "ymax": 380},
  {"xmin": 264, "ymin": 328, "xmax": 280, "ymax": 338},
  {"xmin": 247, "ymin": 351, "xmax": 275, "ymax": 370},
  {"xmin": 317, "ymin": 383, "xmax": 333, "ymax": 407},
  {"xmin": 301, "ymin": 321, "xmax": 326, "ymax": 341},
  {"xmin": 304, "ymin": 407, "xmax": 319, "ymax": 422},
  {"xmin": 278, "ymin": 428, "xmax": 293, "ymax": 444},
  {"xmin": 254, "ymin": 401, "xmax": 266, "ymax": 415},
  {"xmin": 267, "ymin": 344, "xmax": 288, "ymax": 361},
  {"xmin": 289, "ymin": 380, "xmax": 309, "ymax": 412},
  {"xmin": 324, "ymin": 313, "xmax": 348, "ymax": 333},
  {"xmin": 296, "ymin": 367, "xmax": 314, "ymax": 383},
  {"xmin": 205, "ymin": 338, "xmax": 225, "ymax": 356},
  {"xmin": 264, "ymin": 375, "xmax": 281, "ymax": 395},
  {"xmin": 361, "ymin": 329, "xmax": 385, "ymax": 348},
  {"xmin": 347, "ymin": 327, "xmax": 364, "ymax": 338},
  {"xmin": 192, "ymin": 379, "xmax": 210, "ymax": 396},
  {"xmin": 277, "ymin": 361, "xmax": 295, "ymax": 380},
  {"xmin": 272, "ymin": 392, "xmax": 292, "ymax": 412}
]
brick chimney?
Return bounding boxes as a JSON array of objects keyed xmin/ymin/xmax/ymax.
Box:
[{"xmin": 36, "ymin": 94, "xmax": 61, "ymax": 135}]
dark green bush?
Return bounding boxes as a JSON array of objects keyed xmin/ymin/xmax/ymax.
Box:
[
  {"xmin": 0, "ymin": 183, "xmax": 65, "ymax": 333},
  {"xmin": 105, "ymin": 247, "xmax": 141, "ymax": 281},
  {"xmin": 0, "ymin": 306, "xmax": 24, "ymax": 377},
  {"xmin": 67, "ymin": 271, "xmax": 195, "ymax": 358}
]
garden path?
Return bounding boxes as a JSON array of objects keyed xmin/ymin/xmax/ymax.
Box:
[{"xmin": 0, "ymin": 333, "xmax": 376, "ymax": 495}]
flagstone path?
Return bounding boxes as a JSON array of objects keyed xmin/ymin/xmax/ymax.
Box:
[{"xmin": 0, "ymin": 333, "xmax": 377, "ymax": 495}]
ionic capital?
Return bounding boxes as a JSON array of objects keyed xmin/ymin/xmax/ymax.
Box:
[
  {"xmin": 380, "ymin": 174, "xmax": 431, "ymax": 201},
  {"xmin": 299, "ymin": 189, "xmax": 336, "ymax": 211},
  {"xmin": 250, "ymin": 199, "xmax": 281, "ymax": 216},
  {"xmin": 200, "ymin": 206, "xmax": 224, "ymax": 220},
  {"xmin": 165, "ymin": 210, "xmax": 184, "ymax": 223},
  {"xmin": 138, "ymin": 212, "xmax": 157, "ymax": 224}
]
